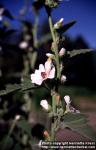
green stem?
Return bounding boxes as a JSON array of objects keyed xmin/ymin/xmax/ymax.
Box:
[
  {"xmin": 33, "ymin": 13, "xmax": 39, "ymax": 48},
  {"xmin": 51, "ymin": 93, "xmax": 56, "ymax": 141},
  {"xmin": 48, "ymin": 15, "xmax": 60, "ymax": 79},
  {"xmin": 2, "ymin": 118, "xmax": 18, "ymax": 150}
]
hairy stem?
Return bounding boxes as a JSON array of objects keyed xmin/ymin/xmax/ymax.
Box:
[{"xmin": 48, "ymin": 15, "xmax": 60, "ymax": 79}]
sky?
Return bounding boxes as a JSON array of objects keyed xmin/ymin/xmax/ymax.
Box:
[{"xmin": 0, "ymin": 0, "xmax": 96, "ymax": 48}]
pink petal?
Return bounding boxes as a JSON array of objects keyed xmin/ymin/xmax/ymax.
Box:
[
  {"xmin": 45, "ymin": 60, "xmax": 52, "ymax": 73},
  {"xmin": 48, "ymin": 67, "xmax": 55, "ymax": 79},
  {"xmin": 31, "ymin": 70, "xmax": 43, "ymax": 85},
  {"xmin": 39, "ymin": 64, "xmax": 45, "ymax": 72}
]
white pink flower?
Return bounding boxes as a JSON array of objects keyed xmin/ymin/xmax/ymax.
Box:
[
  {"xmin": 40, "ymin": 100, "xmax": 49, "ymax": 110},
  {"xmin": 64, "ymin": 95, "xmax": 71, "ymax": 105},
  {"xmin": 61, "ymin": 75, "xmax": 67, "ymax": 83},
  {"xmin": 19, "ymin": 41, "xmax": 28, "ymax": 49},
  {"xmin": 59, "ymin": 48, "xmax": 66, "ymax": 57},
  {"xmin": 64, "ymin": 95, "xmax": 80, "ymax": 113},
  {"xmin": 31, "ymin": 59, "xmax": 55, "ymax": 85}
]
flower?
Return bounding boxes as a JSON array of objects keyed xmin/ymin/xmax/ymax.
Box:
[
  {"xmin": 59, "ymin": 48, "xmax": 66, "ymax": 57},
  {"xmin": 54, "ymin": 18, "xmax": 64, "ymax": 29},
  {"xmin": 31, "ymin": 59, "xmax": 55, "ymax": 85},
  {"xmin": 64, "ymin": 95, "xmax": 80, "ymax": 113},
  {"xmin": 61, "ymin": 75, "xmax": 66, "ymax": 83},
  {"xmin": 46, "ymin": 53, "xmax": 54, "ymax": 59},
  {"xmin": 15, "ymin": 115, "xmax": 21, "ymax": 120},
  {"xmin": 19, "ymin": 41, "xmax": 28, "ymax": 49},
  {"xmin": 40, "ymin": 100, "xmax": 49, "ymax": 110},
  {"xmin": 43, "ymin": 130, "xmax": 50, "ymax": 139},
  {"xmin": 64, "ymin": 95, "xmax": 71, "ymax": 105}
]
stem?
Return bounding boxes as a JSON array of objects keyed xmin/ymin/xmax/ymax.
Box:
[
  {"xmin": 2, "ymin": 118, "xmax": 18, "ymax": 150},
  {"xmin": 48, "ymin": 14, "xmax": 61, "ymax": 141},
  {"xmin": 51, "ymin": 93, "xmax": 56, "ymax": 141},
  {"xmin": 48, "ymin": 15, "xmax": 60, "ymax": 79},
  {"xmin": 33, "ymin": 13, "xmax": 39, "ymax": 48}
]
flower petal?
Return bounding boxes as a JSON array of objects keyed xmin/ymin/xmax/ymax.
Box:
[
  {"xmin": 45, "ymin": 59, "xmax": 52, "ymax": 73},
  {"xmin": 48, "ymin": 67, "xmax": 55, "ymax": 79},
  {"xmin": 39, "ymin": 64, "xmax": 45, "ymax": 72},
  {"xmin": 31, "ymin": 71, "xmax": 43, "ymax": 85}
]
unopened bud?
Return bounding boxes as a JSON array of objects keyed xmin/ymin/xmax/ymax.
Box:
[
  {"xmin": 61, "ymin": 75, "xmax": 66, "ymax": 83},
  {"xmin": 46, "ymin": 53, "xmax": 54, "ymax": 59},
  {"xmin": 54, "ymin": 18, "xmax": 64, "ymax": 29},
  {"xmin": 19, "ymin": 41, "xmax": 28, "ymax": 49},
  {"xmin": 59, "ymin": 48, "xmax": 66, "ymax": 57},
  {"xmin": 64, "ymin": 95, "xmax": 71, "ymax": 105},
  {"xmin": 40, "ymin": 100, "xmax": 49, "ymax": 110},
  {"xmin": 15, "ymin": 115, "xmax": 21, "ymax": 120},
  {"xmin": 44, "ymin": 130, "xmax": 50, "ymax": 139},
  {"xmin": 56, "ymin": 94, "xmax": 61, "ymax": 105}
]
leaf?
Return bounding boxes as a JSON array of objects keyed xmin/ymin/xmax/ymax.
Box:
[
  {"xmin": 17, "ymin": 119, "xmax": 32, "ymax": 137},
  {"xmin": 32, "ymin": 0, "xmax": 44, "ymax": 11},
  {"xmin": 0, "ymin": 136, "xmax": 13, "ymax": 150},
  {"xmin": 28, "ymin": 51, "xmax": 37, "ymax": 69},
  {"xmin": 5, "ymin": 29, "xmax": 17, "ymax": 37},
  {"xmin": 60, "ymin": 113, "xmax": 96, "ymax": 141},
  {"xmin": 56, "ymin": 21, "xmax": 76, "ymax": 34},
  {"xmin": 38, "ymin": 33, "xmax": 52, "ymax": 46},
  {"xmin": 4, "ymin": 9, "xmax": 14, "ymax": 20},
  {"xmin": 21, "ymin": 78, "xmax": 36, "ymax": 91},
  {"xmin": 0, "ymin": 84, "xmax": 21, "ymax": 96},
  {"xmin": 67, "ymin": 49, "xmax": 93, "ymax": 58},
  {"xmin": 14, "ymin": 144, "xmax": 22, "ymax": 150}
]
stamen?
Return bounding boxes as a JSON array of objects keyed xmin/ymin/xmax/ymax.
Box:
[{"xmin": 41, "ymin": 72, "xmax": 47, "ymax": 79}]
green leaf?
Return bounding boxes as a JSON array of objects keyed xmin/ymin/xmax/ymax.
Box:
[
  {"xmin": 67, "ymin": 49, "xmax": 93, "ymax": 58},
  {"xmin": 14, "ymin": 144, "xmax": 22, "ymax": 150},
  {"xmin": 0, "ymin": 84, "xmax": 21, "ymax": 96},
  {"xmin": 17, "ymin": 119, "xmax": 32, "ymax": 138},
  {"xmin": 21, "ymin": 78, "xmax": 36, "ymax": 91},
  {"xmin": 28, "ymin": 51, "xmax": 37, "ymax": 69},
  {"xmin": 56, "ymin": 21, "xmax": 76, "ymax": 34},
  {"xmin": 60, "ymin": 113, "xmax": 96, "ymax": 141},
  {"xmin": 38, "ymin": 33, "xmax": 52, "ymax": 46},
  {"xmin": 0, "ymin": 136, "xmax": 13, "ymax": 150},
  {"xmin": 0, "ymin": 78, "xmax": 37, "ymax": 96}
]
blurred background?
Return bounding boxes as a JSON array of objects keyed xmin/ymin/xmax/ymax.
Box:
[{"xmin": 0, "ymin": 0, "xmax": 96, "ymax": 148}]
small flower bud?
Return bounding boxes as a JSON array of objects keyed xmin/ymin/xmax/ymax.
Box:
[
  {"xmin": 54, "ymin": 18, "xmax": 64, "ymax": 29},
  {"xmin": 61, "ymin": 75, "xmax": 66, "ymax": 82},
  {"xmin": 46, "ymin": 53, "xmax": 54, "ymax": 59},
  {"xmin": 15, "ymin": 115, "xmax": 21, "ymax": 120},
  {"xmin": 19, "ymin": 41, "xmax": 28, "ymax": 49},
  {"xmin": 59, "ymin": 48, "xmax": 66, "ymax": 57},
  {"xmin": 64, "ymin": 95, "xmax": 71, "ymax": 105},
  {"xmin": 40, "ymin": 100, "xmax": 49, "ymax": 110},
  {"xmin": 44, "ymin": 130, "xmax": 50, "ymax": 139},
  {"xmin": 56, "ymin": 94, "xmax": 61, "ymax": 105}
]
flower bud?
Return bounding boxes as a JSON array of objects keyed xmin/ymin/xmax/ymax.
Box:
[
  {"xmin": 44, "ymin": 130, "xmax": 50, "ymax": 139},
  {"xmin": 64, "ymin": 95, "xmax": 71, "ymax": 105},
  {"xmin": 46, "ymin": 53, "xmax": 54, "ymax": 59},
  {"xmin": 59, "ymin": 48, "xmax": 66, "ymax": 57},
  {"xmin": 56, "ymin": 94, "xmax": 61, "ymax": 105},
  {"xmin": 54, "ymin": 18, "xmax": 64, "ymax": 29},
  {"xmin": 15, "ymin": 115, "xmax": 21, "ymax": 120},
  {"xmin": 61, "ymin": 75, "xmax": 66, "ymax": 83},
  {"xmin": 19, "ymin": 41, "xmax": 28, "ymax": 49},
  {"xmin": 40, "ymin": 100, "xmax": 49, "ymax": 110}
]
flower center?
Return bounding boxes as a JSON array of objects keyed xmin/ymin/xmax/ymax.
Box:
[{"xmin": 41, "ymin": 72, "xmax": 47, "ymax": 79}]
